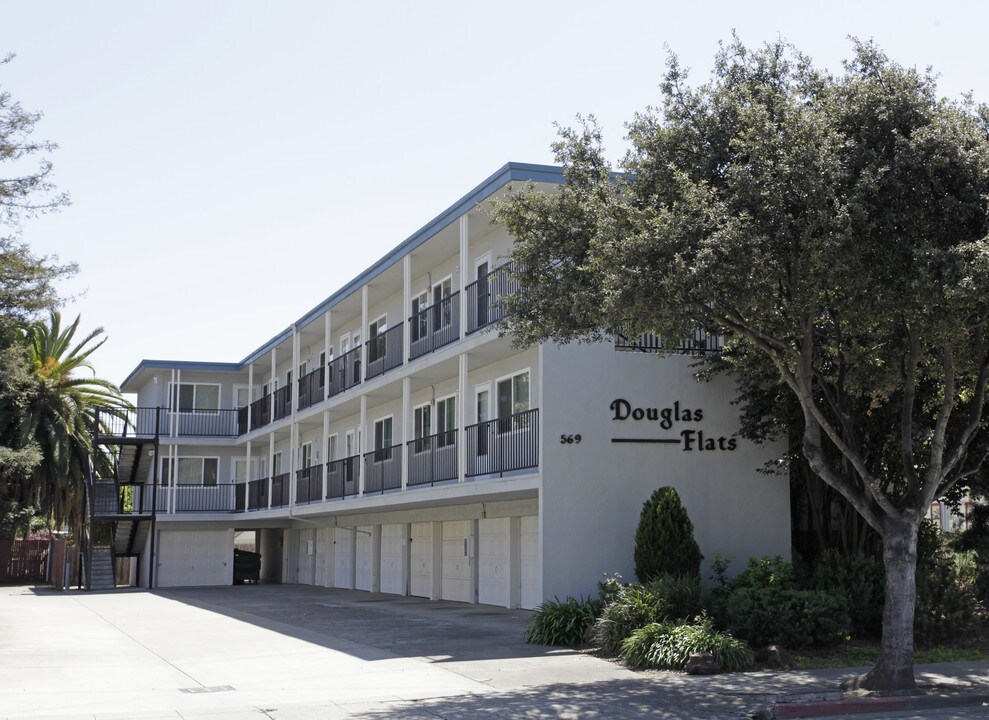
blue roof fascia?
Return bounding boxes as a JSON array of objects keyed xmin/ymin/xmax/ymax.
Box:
[
  {"xmin": 289, "ymin": 162, "xmax": 564, "ymax": 334},
  {"xmin": 121, "ymin": 359, "xmax": 245, "ymax": 390}
]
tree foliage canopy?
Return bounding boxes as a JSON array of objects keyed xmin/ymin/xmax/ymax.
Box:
[{"xmin": 494, "ymin": 37, "xmax": 989, "ymax": 690}]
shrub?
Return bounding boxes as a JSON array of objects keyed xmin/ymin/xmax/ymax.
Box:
[
  {"xmin": 621, "ymin": 616, "xmax": 753, "ymax": 672},
  {"xmin": 524, "ymin": 596, "xmax": 600, "ymax": 646},
  {"xmin": 727, "ymin": 587, "xmax": 850, "ymax": 648},
  {"xmin": 732, "ymin": 555, "xmax": 797, "ymax": 591},
  {"xmin": 914, "ymin": 521, "xmax": 986, "ymax": 646},
  {"xmin": 702, "ymin": 554, "xmax": 734, "ymax": 630},
  {"xmin": 593, "ymin": 583, "xmax": 665, "ymax": 655},
  {"xmin": 808, "ymin": 549, "xmax": 885, "ymax": 638},
  {"xmin": 597, "ymin": 572, "xmax": 625, "ymax": 606},
  {"xmin": 645, "ymin": 573, "xmax": 703, "ymax": 621},
  {"xmin": 634, "ymin": 486, "xmax": 703, "ymax": 583}
]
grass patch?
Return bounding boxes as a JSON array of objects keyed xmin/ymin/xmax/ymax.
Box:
[{"xmin": 792, "ymin": 640, "xmax": 988, "ymax": 670}]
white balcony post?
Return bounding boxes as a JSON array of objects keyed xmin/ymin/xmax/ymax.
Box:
[
  {"xmin": 291, "ymin": 323, "xmax": 299, "ymax": 418},
  {"xmin": 401, "ymin": 376, "xmax": 410, "ymax": 490},
  {"xmin": 270, "ymin": 347, "xmax": 277, "ymax": 421},
  {"xmin": 322, "ymin": 409, "xmax": 330, "ymax": 499},
  {"xmin": 459, "ymin": 213, "xmax": 468, "ymax": 338},
  {"xmin": 361, "ymin": 285, "xmax": 369, "ymax": 383},
  {"xmin": 247, "ymin": 363, "xmax": 254, "ymax": 431},
  {"xmin": 403, "ymin": 255, "xmax": 411, "ymax": 362},
  {"xmin": 324, "ymin": 311, "xmax": 332, "ymax": 402},
  {"xmin": 359, "ymin": 395, "xmax": 367, "ymax": 495},
  {"xmin": 268, "ymin": 434, "xmax": 275, "ymax": 510},
  {"xmin": 458, "ymin": 352, "xmax": 468, "ymax": 482},
  {"xmin": 171, "ymin": 369, "xmax": 179, "ymax": 438}
]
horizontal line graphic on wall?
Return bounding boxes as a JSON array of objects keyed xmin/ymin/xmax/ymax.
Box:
[{"xmin": 611, "ymin": 438, "xmax": 680, "ymax": 444}]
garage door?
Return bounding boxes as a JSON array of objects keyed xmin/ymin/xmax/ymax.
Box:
[
  {"xmin": 157, "ymin": 530, "xmax": 232, "ymax": 588},
  {"xmin": 410, "ymin": 522, "xmax": 433, "ymax": 598},
  {"xmin": 520, "ymin": 516, "xmax": 540, "ymax": 610},
  {"xmin": 380, "ymin": 524, "xmax": 405, "ymax": 595},
  {"xmin": 314, "ymin": 527, "xmax": 334, "ymax": 587},
  {"xmin": 478, "ymin": 517, "xmax": 510, "ymax": 607},
  {"xmin": 355, "ymin": 525, "xmax": 374, "ymax": 591},
  {"xmin": 442, "ymin": 520, "xmax": 471, "ymax": 603},
  {"xmin": 333, "ymin": 527, "xmax": 354, "ymax": 589}
]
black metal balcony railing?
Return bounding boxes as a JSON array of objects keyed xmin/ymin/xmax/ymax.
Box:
[
  {"xmin": 614, "ymin": 328, "xmax": 724, "ymax": 355},
  {"xmin": 409, "ymin": 292, "xmax": 461, "ymax": 361},
  {"xmin": 158, "ymin": 483, "xmax": 239, "ymax": 512},
  {"xmin": 93, "ymin": 407, "xmax": 161, "ymax": 440},
  {"xmin": 407, "ymin": 430, "xmax": 458, "ymax": 487},
  {"xmin": 245, "ymin": 478, "xmax": 268, "ymax": 510},
  {"xmin": 237, "ymin": 406, "xmax": 249, "ymax": 435},
  {"xmin": 465, "ymin": 408, "xmax": 539, "ymax": 477},
  {"xmin": 295, "ymin": 465, "xmax": 323, "ymax": 504},
  {"xmin": 326, "ymin": 456, "xmax": 360, "ymax": 499},
  {"xmin": 163, "ymin": 409, "xmax": 240, "ymax": 437},
  {"xmin": 250, "ymin": 395, "xmax": 271, "ymax": 431},
  {"xmin": 270, "ymin": 472, "xmax": 289, "ymax": 508},
  {"xmin": 297, "ymin": 366, "xmax": 325, "ymax": 411},
  {"xmin": 328, "ymin": 346, "xmax": 362, "ymax": 398},
  {"xmin": 273, "ymin": 386, "xmax": 292, "ymax": 422},
  {"xmin": 363, "ymin": 445, "xmax": 401, "ymax": 493},
  {"xmin": 466, "ymin": 261, "xmax": 518, "ymax": 335},
  {"xmin": 365, "ymin": 324, "xmax": 404, "ymax": 380}
]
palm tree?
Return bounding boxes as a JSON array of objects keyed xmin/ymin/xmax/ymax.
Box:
[{"xmin": 18, "ymin": 311, "xmax": 129, "ymax": 532}]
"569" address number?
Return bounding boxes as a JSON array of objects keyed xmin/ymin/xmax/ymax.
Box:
[{"xmin": 560, "ymin": 434, "xmax": 582, "ymax": 444}]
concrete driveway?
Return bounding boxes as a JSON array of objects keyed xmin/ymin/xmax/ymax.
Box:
[{"xmin": 2, "ymin": 584, "xmax": 987, "ymax": 719}]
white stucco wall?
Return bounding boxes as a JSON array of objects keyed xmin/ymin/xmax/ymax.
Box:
[{"xmin": 540, "ymin": 341, "xmax": 790, "ymax": 601}]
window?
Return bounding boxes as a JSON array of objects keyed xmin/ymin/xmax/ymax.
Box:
[
  {"xmin": 234, "ymin": 386, "xmax": 250, "ymax": 409},
  {"xmin": 433, "ymin": 277, "xmax": 453, "ymax": 328},
  {"xmin": 497, "ymin": 371, "xmax": 530, "ymax": 432},
  {"xmin": 436, "ymin": 396, "xmax": 456, "ymax": 447},
  {"xmin": 373, "ymin": 416, "xmax": 393, "ymax": 461},
  {"xmin": 162, "ymin": 457, "xmax": 219, "ymax": 486},
  {"xmin": 273, "ymin": 452, "xmax": 282, "ymax": 477},
  {"xmin": 411, "ymin": 290, "xmax": 429, "ymax": 342},
  {"xmin": 368, "ymin": 316, "xmax": 387, "ymax": 363},
  {"xmin": 300, "ymin": 442, "xmax": 312, "ymax": 469},
  {"xmin": 170, "ymin": 383, "xmax": 219, "ymax": 413},
  {"xmin": 327, "ymin": 434, "xmax": 338, "ymax": 463},
  {"xmin": 413, "ymin": 403, "xmax": 431, "ymax": 452}
]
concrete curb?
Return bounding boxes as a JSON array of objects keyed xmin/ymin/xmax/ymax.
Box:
[{"xmin": 770, "ymin": 691, "xmax": 989, "ymax": 718}]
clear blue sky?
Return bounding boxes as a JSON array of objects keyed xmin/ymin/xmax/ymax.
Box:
[{"xmin": 2, "ymin": 1, "xmax": 986, "ymax": 387}]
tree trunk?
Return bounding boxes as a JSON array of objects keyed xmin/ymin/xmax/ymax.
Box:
[{"xmin": 859, "ymin": 515, "xmax": 919, "ymax": 691}]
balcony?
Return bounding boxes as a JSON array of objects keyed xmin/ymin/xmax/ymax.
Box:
[
  {"xmin": 407, "ymin": 430, "xmax": 458, "ymax": 487},
  {"xmin": 250, "ymin": 395, "xmax": 271, "ymax": 431},
  {"xmin": 465, "ymin": 408, "xmax": 540, "ymax": 477},
  {"xmin": 243, "ymin": 478, "xmax": 268, "ymax": 510},
  {"xmin": 270, "ymin": 472, "xmax": 290, "ymax": 508},
  {"xmin": 273, "ymin": 386, "xmax": 292, "ymax": 422},
  {"xmin": 295, "ymin": 465, "xmax": 323, "ymax": 504},
  {"xmin": 297, "ymin": 366, "xmax": 326, "ymax": 411},
  {"xmin": 365, "ymin": 324, "xmax": 404, "ymax": 380},
  {"xmin": 157, "ymin": 483, "xmax": 239, "ymax": 512},
  {"xmin": 328, "ymin": 346, "xmax": 361, "ymax": 398},
  {"xmin": 163, "ymin": 409, "xmax": 240, "ymax": 437},
  {"xmin": 363, "ymin": 445, "xmax": 402, "ymax": 493},
  {"xmin": 614, "ymin": 328, "xmax": 723, "ymax": 355},
  {"xmin": 408, "ymin": 292, "xmax": 461, "ymax": 361},
  {"xmin": 326, "ymin": 455, "xmax": 359, "ymax": 499},
  {"xmin": 466, "ymin": 261, "xmax": 517, "ymax": 335},
  {"xmin": 94, "ymin": 407, "xmax": 242, "ymax": 440}
]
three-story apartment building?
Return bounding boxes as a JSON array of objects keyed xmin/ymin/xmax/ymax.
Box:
[{"xmin": 116, "ymin": 162, "xmax": 791, "ymax": 607}]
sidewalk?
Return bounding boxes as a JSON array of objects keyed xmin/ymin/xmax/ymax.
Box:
[{"xmin": 1, "ymin": 584, "xmax": 987, "ymax": 719}]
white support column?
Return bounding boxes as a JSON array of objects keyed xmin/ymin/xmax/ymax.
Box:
[
  {"xmin": 171, "ymin": 369, "xmax": 179, "ymax": 438},
  {"xmin": 268, "ymin": 433, "xmax": 275, "ymax": 510},
  {"xmin": 270, "ymin": 348, "xmax": 277, "ymax": 420},
  {"xmin": 322, "ymin": 409, "xmax": 330, "ymax": 499},
  {"xmin": 403, "ymin": 255, "xmax": 411, "ymax": 362},
  {"xmin": 245, "ymin": 440, "xmax": 252, "ymax": 510},
  {"xmin": 401, "ymin": 376, "xmax": 410, "ymax": 489},
  {"xmin": 459, "ymin": 213, "xmax": 469, "ymax": 338},
  {"xmin": 289, "ymin": 419, "xmax": 297, "ymax": 510},
  {"xmin": 359, "ymin": 395, "xmax": 367, "ymax": 495},
  {"xmin": 291, "ymin": 323, "xmax": 300, "ymax": 418},
  {"xmin": 247, "ymin": 363, "xmax": 254, "ymax": 431},
  {"xmin": 324, "ymin": 311, "xmax": 332, "ymax": 402},
  {"xmin": 458, "ymin": 352, "xmax": 468, "ymax": 481},
  {"xmin": 361, "ymin": 285, "xmax": 369, "ymax": 382}
]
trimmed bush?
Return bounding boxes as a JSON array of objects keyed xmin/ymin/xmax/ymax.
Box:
[
  {"xmin": 634, "ymin": 486, "xmax": 703, "ymax": 583},
  {"xmin": 593, "ymin": 583, "xmax": 665, "ymax": 655},
  {"xmin": 524, "ymin": 596, "xmax": 600, "ymax": 646},
  {"xmin": 727, "ymin": 587, "xmax": 850, "ymax": 648},
  {"xmin": 621, "ymin": 616, "xmax": 753, "ymax": 672}
]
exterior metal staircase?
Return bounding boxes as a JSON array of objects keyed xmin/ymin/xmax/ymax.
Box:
[{"xmin": 87, "ymin": 547, "xmax": 115, "ymax": 590}]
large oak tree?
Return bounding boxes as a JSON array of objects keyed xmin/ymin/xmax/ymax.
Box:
[{"xmin": 494, "ymin": 39, "xmax": 989, "ymax": 690}]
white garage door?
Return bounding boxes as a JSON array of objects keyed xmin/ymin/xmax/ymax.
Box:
[
  {"xmin": 380, "ymin": 524, "xmax": 405, "ymax": 595},
  {"xmin": 334, "ymin": 527, "xmax": 354, "ymax": 589},
  {"xmin": 410, "ymin": 522, "xmax": 433, "ymax": 598},
  {"xmin": 520, "ymin": 516, "xmax": 540, "ymax": 610},
  {"xmin": 478, "ymin": 517, "xmax": 510, "ymax": 607},
  {"xmin": 314, "ymin": 527, "xmax": 334, "ymax": 588},
  {"xmin": 355, "ymin": 525, "xmax": 374, "ymax": 591},
  {"xmin": 442, "ymin": 520, "xmax": 471, "ymax": 603},
  {"xmin": 157, "ymin": 530, "xmax": 232, "ymax": 588}
]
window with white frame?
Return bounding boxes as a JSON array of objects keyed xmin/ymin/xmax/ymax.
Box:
[
  {"xmin": 433, "ymin": 277, "xmax": 453, "ymax": 328},
  {"xmin": 497, "ymin": 371, "xmax": 530, "ymax": 432},
  {"xmin": 436, "ymin": 395, "xmax": 456, "ymax": 447},
  {"xmin": 162, "ymin": 457, "xmax": 219, "ymax": 486},
  {"xmin": 413, "ymin": 403, "xmax": 431, "ymax": 452},
  {"xmin": 411, "ymin": 290, "xmax": 429, "ymax": 342},
  {"xmin": 170, "ymin": 383, "xmax": 219, "ymax": 413},
  {"xmin": 373, "ymin": 416, "xmax": 393, "ymax": 461},
  {"xmin": 368, "ymin": 316, "xmax": 387, "ymax": 363}
]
